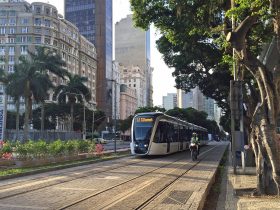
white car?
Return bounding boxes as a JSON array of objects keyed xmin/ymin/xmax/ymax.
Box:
[{"xmin": 93, "ymin": 138, "xmax": 107, "ymax": 144}]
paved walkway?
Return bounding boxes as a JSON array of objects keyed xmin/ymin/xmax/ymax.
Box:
[{"xmin": 216, "ymin": 151, "xmax": 280, "ymax": 210}]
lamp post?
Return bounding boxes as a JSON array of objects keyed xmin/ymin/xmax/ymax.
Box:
[
  {"xmin": 89, "ymin": 102, "xmax": 96, "ymax": 140},
  {"xmin": 107, "ymin": 79, "xmax": 117, "ymax": 153}
]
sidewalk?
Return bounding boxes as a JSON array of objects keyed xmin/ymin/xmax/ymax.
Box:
[{"xmin": 216, "ymin": 152, "xmax": 280, "ymax": 210}]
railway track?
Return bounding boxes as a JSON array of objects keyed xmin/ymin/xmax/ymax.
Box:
[
  {"xmin": 0, "ymin": 144, "xmax": 220, "ymax": 210},
  {"xmin": 58, "ymin": 145, "xmax": 218, "ymax": 210}
]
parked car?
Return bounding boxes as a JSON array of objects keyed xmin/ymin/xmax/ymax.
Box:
[{"xmin": 93, "ymin": 138, "xmax": 107, "ymax": 144}]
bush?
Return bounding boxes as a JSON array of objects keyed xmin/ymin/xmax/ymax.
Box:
[
  {"xmin": 48, "ymin": 140, "xmax": 65, "ymax": 157},
  {"xmin": 2, "ymin": 142, "xmax": 12, "ymax": 154},
  {"xmin": 65, "ymin": 140, "xmax": 78, "ymax": 156},
  {"xmin": 33, "ymin": 140, "xmax": 48, "ymax": 158},
  {"xmin": 15, "ymin": 141, "xmax": 28, "ymax": 160},
  {"xmin": 77, "ymin": 140, "xmax": 90, "ymax": 153}
]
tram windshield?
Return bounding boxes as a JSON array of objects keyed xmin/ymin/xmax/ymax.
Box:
[{"xmin": 134, "ymin": 117, "xmax": 154, "ymax": 141}]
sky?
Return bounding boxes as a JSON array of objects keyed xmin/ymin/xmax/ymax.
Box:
[{"xmin": 26, "ymin": 0, "xmax": 177, "ymax": 106}]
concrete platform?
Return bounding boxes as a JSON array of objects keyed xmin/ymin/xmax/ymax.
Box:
[{"xmin": 216, "ymin": 152, "xmax": 280, "ymax": 210}]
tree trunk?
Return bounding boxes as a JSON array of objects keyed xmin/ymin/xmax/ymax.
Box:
[
  {"xmin": 41, "ymin": 101, "xmax": 45, "ymax": 132},
  {"xmin": 15, "ymin": 98, "xmax": 20, "ymax": 141},
  {"xmin": 23, "ymin": 81, "xmax": 31, "ymax": 143},
  {"xmin": 70, "ymin": 103, "xmax": 74, "ymax": 131}
]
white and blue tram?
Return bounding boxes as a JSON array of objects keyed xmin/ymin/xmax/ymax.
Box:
[{"xmin": 130, "ymin": 112, "xmax": 208, "ymax": 155}]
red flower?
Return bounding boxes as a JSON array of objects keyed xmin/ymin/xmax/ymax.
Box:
[{"xmin": 2, "ymin": 152, "xmax": 13, "ymax": 160}]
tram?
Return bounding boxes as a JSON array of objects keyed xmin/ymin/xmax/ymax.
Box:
[{"xmin": 130, "ymin": 112, "xmax": 208, "ymax": 155}]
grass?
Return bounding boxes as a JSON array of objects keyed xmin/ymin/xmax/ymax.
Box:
[{"xmin": 0, "ymin": 151, "xmax": 130, "ymax": 178}]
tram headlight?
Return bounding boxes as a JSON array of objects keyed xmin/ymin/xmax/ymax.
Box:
[
  {"xmin": 134, "ymin": 143, "xmax": 139, "ymax": 147},
  {"xmin": 144, "ymin": 144, "xmax": 148, "ymax": 147}
]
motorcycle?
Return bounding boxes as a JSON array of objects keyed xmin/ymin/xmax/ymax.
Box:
[{"xmin": 189, "ymin": 143, "xmax": 199, "ymax": 161}]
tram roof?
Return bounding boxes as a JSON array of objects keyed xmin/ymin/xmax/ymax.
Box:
[{"xmin": 134, "ymin": 112, "xmax": 207, "ymax": 132}]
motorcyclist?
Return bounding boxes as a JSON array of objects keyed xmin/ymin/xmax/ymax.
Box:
[{"xmin": 190, "ymin": 132, "xmax": 200, "ymax": 155}]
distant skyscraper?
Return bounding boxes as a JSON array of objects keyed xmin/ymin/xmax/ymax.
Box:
[
  {"xmin": 65, "ymin": 0, "xmax": 113, "ymax": 117},
  {"xmin": 177, "ymin": 87, "xmax": 218, "ymax": 122},
  {"xmin": 115, "ymin": 15, "xmax": 153, "ymax": 107},
  {"xmin": 163, "ymin": 93, "xmax": 177, "ymax": 110}
]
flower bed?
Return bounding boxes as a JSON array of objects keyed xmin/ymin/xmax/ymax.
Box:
[{"xmin": 0, "ymin": 139, "xmax": 98, "ymax": 168}]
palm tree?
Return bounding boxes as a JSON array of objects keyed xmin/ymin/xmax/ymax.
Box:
[
  {"xmin": 5, "ymin": 70, "xmax": 24, "ymax": 140},
  {"xmin": 14, "ymin": 47, "xmax": 66, "ymax": 141},
  {"xmin": 53, "ymin": 74, "xmax": 91, "ymax": 131}
]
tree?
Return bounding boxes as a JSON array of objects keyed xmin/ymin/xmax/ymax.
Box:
[
  {"xmin": 12, "ymin": 47, "xmax": 66, "ymax": 142},
  {"xmin": 130, "ymin": 0, "xmax": 280, "ymax": 195},
  {"xmin": 53, "ymin": 74, "xmax": 91, "ymax": 131},
  {"xmin": 135, "ymin": 106, "xmax": 166, "ymax": 114}
]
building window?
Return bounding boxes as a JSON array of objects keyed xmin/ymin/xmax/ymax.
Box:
[
  {"xmin": 20, "ymin": 36, "xmax": 27, "ymax": 43},
  {"xmin": 21, "ymin": 18, "xmax": 28, "ymax": 25},
  {"xmin": 45, "ymin": 29, "xmax": 50, "ymax": 35},
  {"xmin": 9, "ymin": 38, "xmax": 15, "ymax": 43},
  {"xmin": 9, "ymin": 56, "xmax": 14, "ymax": 63},
  {"xmin": 9, "ymin": 46, "xmax": 15, "ymax": 54},
  {"xmin": 45, "ymin": 8, "xmax": 50, "ymax": 15},
  {"xmin": 9, "ymin": 11, "xmax": 16, "ymax": 16},
  {"xmin": 21, "ymin": 27, "xmax": 28, "ymax": 33},
  {"xmin": 34, "ymin": 18, "xmax": 41, "ymax": 26},
  {"xmin": 35, "ymin": 6, "xmax": 41, "ymax": 14},
  {"xmin": 35, "ymin": 37, "xmax": 41, "ymax": 44},
  {"xmin": 0, "ymin": 27, "xmax": 6, "ymax": 34},
  {"xmin": 0, "ymin": 47, "xmax": 5, "ymax": 54},
  {"xmin": 9, "ymin": 27, "xmax": 15, "ymax": 34},
  {"xmin": 34, "ymin": 27, "xmax": 41, "ymax": 33},
  {"xmin": 0, "ymin": 19, "xmax": 7, "ymax": 26},
  {"xmin": 9, "ymin": 18, "xmax": 16, "ymax": 25},
  {"xmin": 8, "ymin": 65, "xmax": 14, "ymax": 73},
  {"xmin": 45, "ymin": 19, "xmax": 50, "ymax": 27},
  {"xmin": 20, "ymin": 46, "xmax": 28, "ymax": 54}
]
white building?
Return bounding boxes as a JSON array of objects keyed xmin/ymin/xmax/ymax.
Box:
[{"xmin": 162, "ymin": 93, "xmax": 177, "ymax": 110}]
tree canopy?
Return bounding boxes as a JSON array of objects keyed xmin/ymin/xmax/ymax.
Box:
[{"xmin": 131, "ymin": 0, "xmax": 280, "ymax": 195}]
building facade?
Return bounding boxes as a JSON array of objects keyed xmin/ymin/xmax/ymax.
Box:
[
  {"xmin": 112, "ymin": 61, "xmax": 120, "ymax": 121},
  {"xmin": 65, "ymin": 0, "xmax": 113, "ymax": 118},
  {"xmin": 162, "ymin": 93, "xmax": 177, "ymax": 110},
  {"xmin": 120, "ymin": 64, "xmax": 146, "ymax": 108},
  {"xmin": 177, "ymin": 87, "xmax": 218, "ymax": 122},
  {"xmin": 115, "ymin": 15, "xmax": 153, "ymax": 107},
  {"xmin": 0, "ymin": 0, "xmax": 97, "ymax": 111},
  {"xmin": 120, "ymin": 84, "xmax": 137, "ymax": 120}
]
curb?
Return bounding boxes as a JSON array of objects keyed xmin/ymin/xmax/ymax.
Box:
[
  {"xmin": 0, "ymin": 149, "xmax": 131, "ymax": 181},
  {"xmin": 198, "ymin": 144, "xmax": 229, "ymax": 210}
]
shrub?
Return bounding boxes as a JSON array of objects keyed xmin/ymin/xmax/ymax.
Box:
[
  {"xmin": 33, "ymin": 140, "xmax": 48, "ymax": 158},
  {"xmin": 2, "ymin": 142, "xmax": 13, "ymax": 154},
  {"xmin": 15, "ymin": 141, "xmax": 28, "ymax": 160},
  {"xmin": 48, "ymin": 139, "xmax": 65, "ymax": 157},
  {"xmin": 77, "ymin": 140, "xmax": 90, "ymax": 153},
  {"xmin": 65, "ymin": 140, "xmax": 78, "ymax": 156}
]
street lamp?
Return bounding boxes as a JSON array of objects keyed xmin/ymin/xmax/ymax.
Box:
[
  {"xmin": 107, "ymin": 79, "xmax": 117, "ymax": 153},
  {"xmin": 88, "ymin": 102, "xmax": 96, "ymax": 140}
]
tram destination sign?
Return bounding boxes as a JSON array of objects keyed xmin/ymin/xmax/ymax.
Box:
[{"xmin": 136, "ymin": 117, "xmax": 153, "ymax": 123}]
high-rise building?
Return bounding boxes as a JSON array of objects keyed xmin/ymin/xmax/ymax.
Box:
[
  {"xmin": 162, "ymin": 93, "xmax": 177, "ymax": 110},
  {"xmin": 65, "ymin": 0, "xmax": 113, "ymax": 117},
  {"xmin": 177, "ymin": 87, "xmax": 218, "ymax": 122},
  {"xmin": 115, "ymin": 15, "xmax": 153, "ymax": 107},
  {"xmin": 120, "ymin": 84, "xmax": 137, "ymax": 120},
  {"xmin": 119, "ymin": 64, "xmax": 146, "ymax": 108},
  {"xmin": 0, "ymin": 1, "xmax": 97, "ymax": 110}
]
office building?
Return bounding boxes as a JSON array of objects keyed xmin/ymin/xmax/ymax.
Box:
[
  {"xmin": 0, "ymin": 1, "xmax": 97, "ymax": 111},
  {"xmin": 115, "ymin": 15, "xmax": 153, "ymax": 107},
  {"xmin": 65, "ymin": 0, "xmax": 113, "ymax": 118},
  {"xmin": 162, "ymin": 93, "xmax": 177, "ymax": 110},
  {"xmin": 120, "ymin": 84, "xmax": 137, "ymax": 120},
  {"xmin": 120, "ymin": 64, "xmax": 146, "ymax": 108}
]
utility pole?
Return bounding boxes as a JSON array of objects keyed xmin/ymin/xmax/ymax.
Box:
[{"xmin": 83, "ymin": 100, "xmax": 86, "ymax": 140}]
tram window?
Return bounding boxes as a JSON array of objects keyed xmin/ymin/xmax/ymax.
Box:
[
  {"xmin": 154, "ymin": 121, "xmax": 167, "ymax": 143},
  {"xmin": 186, "ymin": 129, "xmax": 192, "ymax": 141},
  {"xmin": 167, "ymin": 123, "xmax": 174, "ymax": 142},
  {"xmin": 173, "ymin": 123, "xmax": 179, "ymax": 142}
]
